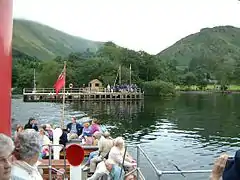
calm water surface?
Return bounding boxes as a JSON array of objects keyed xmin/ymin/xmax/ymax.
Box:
[{"xmin": 12, "ymin": 94, "xmax": 240, "ymax": 180}]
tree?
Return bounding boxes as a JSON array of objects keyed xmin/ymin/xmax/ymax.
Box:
[
  {"xmin": 181, "ymin": 72, "xmax": 197, "ymax": 87},
  {"xmin": 37, "ymin": 60, "xmax": 61, "ymax": 88}
]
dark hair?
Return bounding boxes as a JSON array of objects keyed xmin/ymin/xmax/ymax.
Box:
[{"xmin": 28, "ymin": 117, "xmax": 35, "ymax": 124}]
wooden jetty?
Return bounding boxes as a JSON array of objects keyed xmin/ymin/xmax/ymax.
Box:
[{"xmin": 23, "ymin": 88, "xmax": 144, "ymax": 102}]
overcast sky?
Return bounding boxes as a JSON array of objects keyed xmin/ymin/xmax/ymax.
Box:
[{"xmin": 13, "ymin": 0, "xmax": 240, "ymax": 54}]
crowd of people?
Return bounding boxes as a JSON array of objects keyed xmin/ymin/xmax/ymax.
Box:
[
  {"xmin": 0, "ymin": 116, "xmax": 239, "ymax": 180},
  {"xmin": 0, "ymin": 116, "xmax": 138, "ymax": 180},
  {"xmin": 64, "ymin": 116, "xmax": 137, "ymax": 179},
  {"xmin": 106, "ymin": 84, "xmax": 139, "ymax": 93},
  {"xmin": 1, "ymin": 130, "xmax": 43, "ymax": 179},
  {"xmin": 85, "ymin": 136, "xmax": 137, "ymax": 180}
]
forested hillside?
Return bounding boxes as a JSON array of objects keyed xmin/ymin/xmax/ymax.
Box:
[
  {"xmin": 157, "ymin": 26, "xmax": 240, "ymax": 86},
  {"xmin": 12, "ymin": 22, "xmax": 240, "ymax": 96},
  {"xmin": 13, "ymin": 19, "xmax": 103, "ymax": 60},
  {"xmin": 13, "ymin": 42, "xmax": 177, "ymax": 96}
]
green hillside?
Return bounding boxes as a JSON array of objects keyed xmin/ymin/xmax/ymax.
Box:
[
  {"xmin": 13, "ymin": 19, "xmax": 103, "ymax": 60},
  {"xmin": 157, "ymin": 26, "xmax": 240, "ymax": 68},
  {"xmin": 12, "ymin": 22, "xmax": 240, "ymax": 95}
]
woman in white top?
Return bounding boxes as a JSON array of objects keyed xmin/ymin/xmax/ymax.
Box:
[
  {"xmin": 12, "ymin": 129, "xmax": 43, "ymax": 180},
  {"xmin": 39, "ymin": 128, "xmax": 51, "ymax": 159},
  {"xmin": 108, "ymin": 137, "xmax": 136, "ymax": 168}
]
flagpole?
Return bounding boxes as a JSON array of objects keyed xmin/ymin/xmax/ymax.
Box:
[
  {"xmin": 130, "ymin": 64, "xmax": 132, "ymax": 85},
  {"xmin": 61, "ymin": 61, "xmax": 66, "ymax": 129}
]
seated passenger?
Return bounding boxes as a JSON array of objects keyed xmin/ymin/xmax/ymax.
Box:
[
  {"xmin": 90, "ymin": 118, "xmax": 101, "ymax": 134},
  {"xmin": 59, "ymin": 129, "xmax": 68, "ymax": 147},
  {"xmin": 90, "ymin": 131, "xmax": 114, "ymax": 173},
  {"xmin": 83, "ymin": 131, "xmax": 102, "ymax": 171},
  {"xmin": 108, "ymin": 137, "xmax": 137, "ymax": 170},
  {"xmin": 12, "ymin": 129, "xmax": 43, "ymax": 180},
  {"xmin": 87, "ymin": 160, "xmax": 109, "ymax": 180},
  {"xmin": 79, "ymin": 122, "xmax": 92, "ymax": 144},
  {"xmin": 14, "ymin": 125, "xmax": 24, "ymax": 140},
  {"xmin": 125, "ymin": 174, "xmax": 137, "ymax": 180},
  {"xmin": 39, "ymin": 128, "xmax": 51, "ymax": 159},
  {"xmin": 0, "ymin": 133, "xmax": 15, "ymax": 180},
  {"xmin": 88, "ymin": 159, "xmax": 125, "ymax": 180},
  {"xmin": 67, "ymin": 117, "xmax": 83, "ymax": 140},
  {"xmin": 44, "ymin": 124, "xmax": 53, "ymax": 141},
  {"xmin": 24, "ymin": 117, "xmax": 38, "ymax": 131},
  {"xmin": 105, "ymin": 159, "xmax": 124, "ymax": 180}
]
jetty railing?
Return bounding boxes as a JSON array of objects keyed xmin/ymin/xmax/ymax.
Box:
[
  {"xmin": 127, "ymin": 145, "xmax": 212, "ymax": 180},
  {"xmin": 23, "ymin": 87, "xmax": 143, "ymax": 94},
  {"xmin": 23, "ymin": 88, "xmax": 144, "ymax": 102}
]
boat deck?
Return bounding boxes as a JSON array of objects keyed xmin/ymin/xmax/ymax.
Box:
[
  {"xmin": 39, "ymin": 142, "xmax": 97, "ymax": 180},
  {"xmin": 39, "ymin": 159, "xmax": 69, "ymax": 180},
  {"xmin": 39, "ymin": 159, "xmax": 90, "ymax": 180},
  {"xmin": 39, "ymin": 141, "xmax": 146, "ymax": 179}
]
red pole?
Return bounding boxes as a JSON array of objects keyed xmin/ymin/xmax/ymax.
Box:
[{"xmin": 0, "ymin": 0, "xmax": 13, "ymax": 136}]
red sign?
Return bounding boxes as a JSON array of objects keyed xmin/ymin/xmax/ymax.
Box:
[{"xmin": 66, "ymin": 144, "xmax": 85, "ymax": 166}]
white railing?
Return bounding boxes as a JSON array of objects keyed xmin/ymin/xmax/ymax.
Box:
[
  {"xmin": 130, "ymin": 145, "xmax": 212, "ymax": 180},
  {"xmin": 41, "ymin": 144, "xmax": 67, "ymax": 180},
  {"xmin": 42, "ymin": 144, "xmax": 212, "ymax": 180},
  {"xmin": 23, "ymin": 88, "xmax": 143, "ymax": 94}
]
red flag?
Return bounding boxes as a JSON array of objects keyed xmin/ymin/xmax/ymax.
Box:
[{"xmin": 54, "ymin": 69, "xmax": 65, "ymax": 94}]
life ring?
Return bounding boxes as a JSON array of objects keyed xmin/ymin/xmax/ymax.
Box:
[{"xmin": 69, "ymin": 83, "xmax": 73, "ymax": 89}]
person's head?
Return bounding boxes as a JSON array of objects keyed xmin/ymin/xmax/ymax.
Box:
[
  {"xmin": 91, "ymin": 118, "xmax": 99, "ymax": 125},
  {"xmin": 103, "ymin": 131, "xmax": 111, "ymax": 138},
  {"xmin": 105, "ymin": 159, "xmax": 115, "ymax": 172},
  {"xmin": 72, "ymin": 117, "xmax": 77, "ymax": 123},
  {"xmin": 41, "ymin": 124, "xmax": 47, "ymax": 131},
  {"xmin": 83, "ymin": 122, "xmax": 90, "ymax": 128},
  {"xmin": 46, "ymin": 124, "xmax": 52, "ymax": 130},
  {"xmin": 13, "ymin": 129, "xmax": 41, "ymax": 166},
  {"xmin": 39, "ymin": 128, "xmax": 45, "ymax": 136},
  {"xmin": 125, "ymin": 174, "xmax": 136, "ymax": 180},
  {"xmin": 93, "ymin": 131, "xmax": 102, "ymax": 140},
  {"xmin": 114, "ymin": 137, "xmax": 125, "ymax": 149},
  {"xmin": 0, "ymin": 133, "xmax": 14, "ymax": 180},
  {"xmin": 28, "ymin": 117, "xmax": 37, "ymax": 125},
  {"xmin": 16, "ymin": 125, "xmax": 24, "ymax": 133}
]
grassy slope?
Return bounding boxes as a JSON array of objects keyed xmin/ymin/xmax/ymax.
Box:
[
  {"xmin": 157, "ymin": 26, "xmax": 240, "ymax": 68},
  {"xmin": 13, "ymin": 19, "xmax": 103, "ymax": 60}
]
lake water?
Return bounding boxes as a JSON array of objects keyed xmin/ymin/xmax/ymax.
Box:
[{"xmin": 11, "ymin": 93, "xmax": 240, "ymax": 180}]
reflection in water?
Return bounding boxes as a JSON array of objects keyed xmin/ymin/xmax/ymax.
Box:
[
  {"xmin": 11, "ymin": 94, "xmax": 240, "ymax": 180},
  {"xmin": 70, "ymin": 101, "xmax": 146, "ymax": 142}
]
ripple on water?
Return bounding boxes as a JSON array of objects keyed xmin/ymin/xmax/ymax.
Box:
[{"xmin": 142, "ymin": 134, "xmax": 157, "ymax": 140}]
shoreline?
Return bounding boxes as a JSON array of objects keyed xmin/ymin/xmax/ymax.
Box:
[{"xmin": 177, "ymin": 90, "xmax": 240, "ymax": 94}]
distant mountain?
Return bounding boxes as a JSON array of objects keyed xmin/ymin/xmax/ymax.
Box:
[
  {"xmin": 157, "ymin": 26, "xmax": 240, "ymax": 68},
  {"xmin": 13, "ymin": 19, "xmax": 103, "ymax": 60}
]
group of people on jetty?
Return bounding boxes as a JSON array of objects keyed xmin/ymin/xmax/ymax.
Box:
[{"xmin": 0, "ymin": 117, "xmax": 240, "ymax": 180}]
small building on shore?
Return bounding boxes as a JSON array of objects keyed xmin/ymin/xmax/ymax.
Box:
[{"xmin": 88, "ymin": 79, "xmax": 103, "ymax": 92}]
